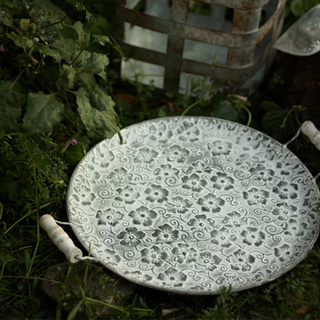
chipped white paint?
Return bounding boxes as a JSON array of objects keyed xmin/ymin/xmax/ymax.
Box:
[{"xmin": 301, "ymin": 121, "xmax": 320, "ymax": 151}]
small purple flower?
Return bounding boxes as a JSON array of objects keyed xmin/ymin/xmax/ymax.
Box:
[
  {"xmin": 211, "ymin": 172, "xmax": 234, "ymax": 190},
  {"xmin": 70, "ymin": 139, "xmax": 77, "ymax": 145},
  {"xmin": 243, "ymin": 188, "xmax": 269, "ymax": 205},
  {"xmin": 117, "ymin": 227, "xmax": 145, "ymax": 246},
  {"xmin": 158, "ymin": 267, "xmax": 187, "ymax": 286},
  {"xmin": 145, "ymin": 185, "xmax": 168, "ymax": 203},
  {"xmin": 152, "ymin": 224, "xmax": 179, "ymax": 243},
  {"xmin": 129, "ymin": 206, "xmax": 157, "ymax": 226},
  {"xmin": 197, "ymin": 193, "xmax": 225, "ymax": 213},
  {"xmin": 196, "ymin": 251, "xmax": 222, "ymax": 271},
  {"xmin": 141, "ymin": 245, "xmax": 167, "ymax": 266},
  {"xmin": 96, "ymin": 209, "xmax": 124, "ymax": 226},
  {"xmin": 182, "ymin": 173, "xmax": 207, "ymax": 192}
]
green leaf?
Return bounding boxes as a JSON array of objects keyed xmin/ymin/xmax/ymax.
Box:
[
  {"xmin": 70, "ymin": 21, "xmax": 90, "ymax": 46},
  {"xmin": 0, "ymin": 5, "xmax": 13, "ymax": 26},
  {"xmin": 35, "ymin": 44, "xmax": 62, "ymax": 62},
  {"xmin": 91, "ymin": 34, "xmax": 112, "ymax": 46},
  {"xmin": 73, "ymin": 51, "xmax": 109, "ymax": 80},
  {"xmin": 67, "ymin": 299, "xmax": 84, "ymax": 320},
  {"xmin": 0, "ymin": 81, "xmax": 24, "ymax": 131},
  {"xmin": 50, "ymin": 37, "xmax": 78, "ymax": 63},
  {"xmin": 261, "ymin": 100, "xmax": 283, "ymax": 112},
  {"xmin": 7, "ymin": 32, "xmax": 34, "ymax": 51},
  {"xmin": 211, "ymin": 100, "xmax": 238, "ymax": 122},
  {"xmin": 63, "ymin": 144, "xmax": 83, "ymax": 166},
  {"xmin": 61, "ymin": 64, "xmax": 76, "ymax": 89},
  {"xmin": 74, "ymin": 88, "xmax": 120, "ymax": 139},
  {"xmin": 262, "ymin": 110, "xmax": 285, "ymax": 131},
  {"xmin": 290, "ymin": 0, "xmax": 304, "ymax": 17},
  {"xmin": 20, "ymin": 18, "xmax": 30, "ymax": 31},
  {"xmin": 89, "ymin": 85, "xmax": 115, "ymax": 114},
  {"xmin": 22, "ymin": 92, "xmax": 65, "ymax": 134},
  {"xmin": 0, "ymin": 176, "xmax": 18, "ymax": 201}
]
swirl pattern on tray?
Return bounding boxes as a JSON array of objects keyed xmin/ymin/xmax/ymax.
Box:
[{"xmin": 67, "ymin": 116, "xmax": 320, "ymax": 294}]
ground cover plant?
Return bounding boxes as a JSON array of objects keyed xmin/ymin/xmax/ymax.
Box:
[{"xmin": 1, "ymin": 0, "xmax": 320, "ymax": 319}]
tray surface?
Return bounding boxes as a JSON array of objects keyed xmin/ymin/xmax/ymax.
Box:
[{"xmin": 67, "ymin": 117, "xmax": 320, "ymax": 294}]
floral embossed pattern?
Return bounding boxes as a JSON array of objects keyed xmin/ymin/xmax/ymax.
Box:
[{"xmin": 67, "ymin": 117, "xmax": 320, "ymax": 294}]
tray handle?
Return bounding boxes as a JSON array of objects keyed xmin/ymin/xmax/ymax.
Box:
[
  {"xmin": 40, "ymin": 214, "xmax": 83, "ymax": 263},
  {"xmin": 301, "ymin": 121, "xmax": 320, "ymax": 151}
]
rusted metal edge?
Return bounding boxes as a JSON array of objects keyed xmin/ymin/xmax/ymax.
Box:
[
  {"xmin": 178, "ymin": 0, "xmax": 270, "ymax": 10},
  {"xmin": 118, "ymin": 40, "xmax": 272, "ymax": 83},
  {"xmin": 257, "ymin": 0, "xmax": 286, "ymax": 42},
  {"xmin": 115, "ymin": 2, "xmax": 265, "ymax": 48}
]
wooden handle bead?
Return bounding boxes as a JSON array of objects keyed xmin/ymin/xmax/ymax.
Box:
[
  {"xmin": 301, "ymin": 121, "xmax": 320, "ymax": 151},
  {"xmin": 39, "ymin": 214, "xmax": 83, "ymax": 263}
]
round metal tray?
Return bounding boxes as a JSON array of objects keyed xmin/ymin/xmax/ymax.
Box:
[{"xmin": 66, "ymin": 116, "xmax": 320, "ymax": 294}]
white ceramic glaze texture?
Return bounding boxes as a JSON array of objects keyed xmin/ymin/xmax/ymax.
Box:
[{"xmin": 66, "ymin": 116, "xmax": 320, "ymax": 294}]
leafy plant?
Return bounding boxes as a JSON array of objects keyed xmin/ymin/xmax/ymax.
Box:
[{"xmin": 0, "ymin": 0, "xmax": 121, "ymax": 146}]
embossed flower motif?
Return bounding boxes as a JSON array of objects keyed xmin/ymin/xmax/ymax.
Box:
[
  {"xmin": 185, "ymin": 160, "xmax": 213, "ymax": 175},
  {"xmin": 93, "ymin": 151, "xmax": 115, "ymax": 167},
  {"xmin": 152, "ymin": 224, "xmax": 179, "ymax": 243},
  {"xmin": 197, "ymin": 193, "xmax": 225, "ymax": 213},
  {"xmin": 171, "ymin": 243, "xmax": 197, "ymax": 264},
  {"xmin": 272, "ymin": 181, "xmax": 298, "ymax": 200},
  {"xmin": 275, "ymin": 161, "xmax": 290, "ymax": 176},
  {"xmin": 129, "ymin": 206, "xmax": 157, "ymax": 226},
  {"xmin": 241, "ymin": 227, "xmax": 266, "ymax": 246},
  {"xmin": 134, "ymin": 147, "xmax": 159, "ymax": 164},
  {"xmin": 149, "ymin": 123, "xmax": 173, "ymax": 143},
  {"xmin": 96, "ymin": 209, "xmax": 124, "ymax": 226},
  {"xmin": 227, "ymin": 249, "xmax": 255, "ymax": 272},
  {"xmin": 78, "ymin": 191, "xmax": 95, "ymax": 205},
  {"xmin": 78, "ymin": 164, "xmax": 95, "ymax": 180},
  {"xmin": 187, "ymin": 214, "xmax": 215, "ymax": 232},
  {"xmin": 141, "ymin": 245, "xmax": 167, "ymax": 266},
  {"xmin": 117, "ymin": 227, "xmax": 145, "ymax": 246},
  {"xmin": 249, "ymin": 164, "xmax": 275, "ymax": 182},
  {"xmin": 211, "ymin": 227, "xmax": 237, "ymax": 247},
  {"xmin": 235, "ymin": 153, "xmax": 260, "ymax": 170},
  {"xmin": 163, "ymin": 145, "xmax": 190, "ymax": 163},
  {"xmin": 158, "ymin": 267, "xmax": 187, "ymax": 286},
  {"xmin": 211, "ymin": 172, "xmax": 234, "ymax": 190},
  {"xmin": 207, "ymin": 140, "xmax": 232, "ymax": 156},
  {"xmin": 272, "ymin": 202, "xmax": 297, "ymax": 221},
  {"xmin": 145, "ymin": 184, "xmax": 168, "ymax": 203},
  {"xmin": 115, "ymin": 186, "xmax": 140, "ymax": 204},
  {"xmin": 182, "ymin": 173, "xmax": 207, "ymax": 192},
  {"xmin": 222, "ymin": 211, "xmax": 248, "ymax": 228},
  {"xmin": 153, "ymin": 164, "xmax": 179, "ymax": 181},
  {"xmin": 105, "ymin": 249, "xmax": 121, "ymax": 264},
  {"xmin": 177, "ymin": 123, "xmax": 200, "ymax": 142},
  {"xmin": 274, "ymin": 244, "xmax": 295, "ymax": 262},
  {"xmin": 107, "ymin": 168, "xmax": 132, "ymax": 185},
  {"xmin": 168, "ymin": 196, "xmax": 192, "ymax": 213},
  {"xmin": 237, "ymin": 133, "xmax": 261, "ymax": 149},
  {"xmin": 283, "ymin": 219, "xmax": 306, "ymax": 238},
  {"xmin": 243, "ymin": 188, "xmax": 269, "ymax": 205},
  {"xmin": 196, "ymin": 251, "xmax": 222, "ymax": 271}
]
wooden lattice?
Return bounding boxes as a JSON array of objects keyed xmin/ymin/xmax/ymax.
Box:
[{"xmin": 113, "ymin": 0, "xmax": 286, "ymax": 93}]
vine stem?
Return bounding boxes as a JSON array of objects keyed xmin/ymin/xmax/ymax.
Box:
[
  {"xmin": 240, "ymin": 104, "xmax": 252, "ymax": 127},
  {"xmin": 42, "ymin": 8, "xmax": 76, "ymax": 28},
  {"xmin": 9, "ymin": 68, "xmax": 25, "ymax": 90},
  {"xmin": 181, "ymin": 100, "xmax": 202, "ymax": 116}
]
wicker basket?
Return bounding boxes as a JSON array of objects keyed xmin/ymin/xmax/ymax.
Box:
[{"xmin": 113, "ymin": 0, "xmax": 286, "ymax": 94}]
